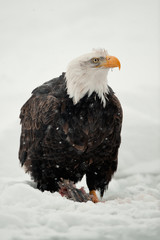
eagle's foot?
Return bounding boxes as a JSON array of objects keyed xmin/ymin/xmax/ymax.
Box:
[
  {"xmin": 58, "ymin": 179, "xmax": 91, "ymax": 202},
  {"xmin": 89, "ymin": 190, "xmax": 99, "ymax": 203}
]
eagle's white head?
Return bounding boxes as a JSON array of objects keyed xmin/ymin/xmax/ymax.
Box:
[{"xmin": 65, "ymin": 49, "xmax": 121, "ymax": 107}]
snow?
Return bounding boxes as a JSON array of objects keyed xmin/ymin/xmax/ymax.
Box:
[{"xmin": 0, "ymin": 0, "xmax": 160, "ymax": 239}]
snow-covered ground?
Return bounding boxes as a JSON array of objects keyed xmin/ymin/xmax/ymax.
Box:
[{"xmin": 0, "ymin": 0, "xmax": 160, "ymax": 239}]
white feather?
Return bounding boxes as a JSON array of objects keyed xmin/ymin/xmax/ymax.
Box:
[{"xmin": 65, "ymin": 49, "xmax": 109, "ymax": 107}]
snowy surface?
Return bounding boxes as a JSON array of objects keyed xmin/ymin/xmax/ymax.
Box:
[{"xmin": 0, "ymin": 0, "xmax": 160, "ymax": 239}]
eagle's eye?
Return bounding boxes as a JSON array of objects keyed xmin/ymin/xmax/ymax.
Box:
[{"xmin": 92, "ymin": 58, "xmax": 100, "ymax": 63}]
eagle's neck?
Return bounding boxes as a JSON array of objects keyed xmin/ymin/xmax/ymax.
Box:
[{"xmin": 65, "ymin": 68, "xmax": 109, "ymax": 107}]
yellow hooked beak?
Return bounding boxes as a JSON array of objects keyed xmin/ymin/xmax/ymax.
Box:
[{"xmin": 99, "ymin": 56, "xmax": 121, "ymax": 70}]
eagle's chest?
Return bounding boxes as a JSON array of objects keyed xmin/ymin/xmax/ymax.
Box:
[
  {"xmin": 78, "ymin": 102, "xmax": 107, "ymax": 133},
  {"xmin": 60, "ymin": 96, "xmax": 113, "ymax": 152}
]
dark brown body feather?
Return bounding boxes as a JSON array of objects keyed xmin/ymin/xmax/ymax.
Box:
[{"xmin": 19, "ymin": 73, "xmax": 122, "ymax": 197}]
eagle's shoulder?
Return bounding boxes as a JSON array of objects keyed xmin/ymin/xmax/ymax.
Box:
[
  {"xmin": 32, "ymin": 72, "xmax": 67, "ymax": 98},
  {"xmin": 20, "ymin": 73, "xmax": 67, "ymax": 130}
]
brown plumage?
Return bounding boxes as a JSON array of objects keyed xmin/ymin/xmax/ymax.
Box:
[{"xmin": 19, "ymin": 50, "xmax": 123, "ymax": 202}]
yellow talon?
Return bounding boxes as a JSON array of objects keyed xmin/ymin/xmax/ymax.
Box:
[{"xmin": 90, "ymin": 190, "xmax": 99, "ymax": 203}]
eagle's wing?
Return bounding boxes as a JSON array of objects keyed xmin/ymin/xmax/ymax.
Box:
[
  {"xmin": 19, "ymin": 93, "xmax": 59, "ymax": 170},
  {"xmin": 19, "ymin": 74, "xmax": 67, "ymax": 170}
]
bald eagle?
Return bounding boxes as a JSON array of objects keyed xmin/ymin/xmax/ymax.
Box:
[{"xmin": 19, "ymin": 49, "xmax": 122, "ymax": 203}]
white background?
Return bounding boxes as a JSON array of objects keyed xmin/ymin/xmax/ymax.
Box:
[{"xmin": 0, "ymin": 0, "xmax": 160, "ymax": 239}]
